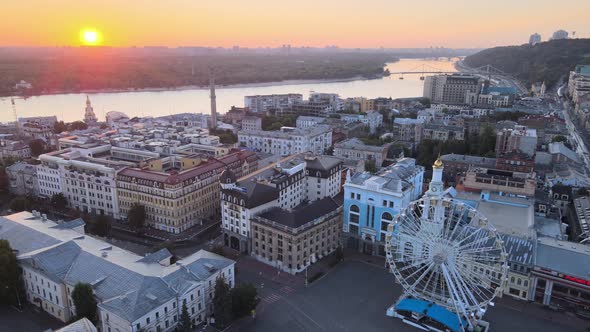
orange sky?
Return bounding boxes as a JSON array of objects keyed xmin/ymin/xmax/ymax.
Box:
[{"xmin": 1, "ymin": 1, "xmax": 589, "ymax": 48}]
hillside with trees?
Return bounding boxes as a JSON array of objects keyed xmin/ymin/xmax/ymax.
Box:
[{"xmin": 464, "ymin": 39, "xmax": 590, "ymax": 88}]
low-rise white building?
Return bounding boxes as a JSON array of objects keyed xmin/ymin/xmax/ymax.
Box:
[
  {"xmin": 340, "ymin": 111, "xmax": 383, "ymax": 134},
  {"xmin": 238, "ymin": 125, "xmax": 332, "ymax": 156},
  {"xmin": 0, "ymin": 211, "xmax": 236, "ymax": 332},
  {"xmin": 6, "ymin": 162, "xmax": 38, "ymax": 196}
]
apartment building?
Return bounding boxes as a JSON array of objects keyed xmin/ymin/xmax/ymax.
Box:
[
  {"xmin": 495, "ymin": 125, "xmax": 538, "ymax": 157},
  {"xmin": 241, "ymin": 116, "xmax": 262, "ymax": 131},
  {"xmin": 0, "ymin": 212, "xmax": 235, "ymax": 332},
  {"xmin": 333, "ymin": 138, "xmax": 390, "ymax": 169},
  {"xmin": 423, "ymin": 74, "xmax": 480, "ymax": 105},
  {"xmin": 296, "ymin": 116, "xmax": 325, "ymax": 129},
  {"xmin": 6, "ymin": 162, "xmax": 39, "ymax": 196},
  {"xmin": 251, "ymin": 196, "xmax": 342, "ymax": 274},
  {"xmin": 0, "ymin": 140, "xmax": 31, "ymax": 159},
  {"xmin": 220, "ymin": 155, "xmax": 343, "ymax": 254},
  {"xmin": 568, "ymin": 65, "xmax": 590, "ymax": 105},
  {"xmin": 238, "ymin": 125, "xmax": 332, "ymax": 156},
  {"xmin": 38, "ymin": 145, "xmax": 134, "ymax": 218},
  {"xmin": 392, "ymin": 118, "xmax": 424, "ymax": 144},
  {"xmin": 340, "ymin": 111, "xmax": 383, "ymax": 134},
  {"xmin": 244, "ymin": 94, "xmax": 303, "ymax": 113},
  {"xmin": 118, "ymin": 150, "xmax": 258, "ymax": 234},
  {"xmin": 459, "ymin": 167, "xmax": 537, "ymax": 197},
  {"xmin": 421, "ymin": 123, "xmax": 465, "ymax": 141}
]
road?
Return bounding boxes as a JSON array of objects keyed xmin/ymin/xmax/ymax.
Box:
[
  {"xmin": 456, "ymin": 60, "xmax": 527, "ymax": 95},
  {"xmin": 556, "ymin": 85, "xmax": 590, "ymax": 171}
]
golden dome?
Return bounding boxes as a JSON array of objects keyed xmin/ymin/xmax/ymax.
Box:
[{"xmin": 433, "ymin": 157, "xmax": 444, "ymax": 169}]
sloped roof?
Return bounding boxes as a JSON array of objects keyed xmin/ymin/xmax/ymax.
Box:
[
  {"xmin": 0, "ymin": 217, "xmax": 61, "ymax": 255},
  {"xmin": 55, "ymin": 317, "xmax": 96, "ymax": 332},
  {"xmin": 50, "ymin": 218, "xmax": 85, "ymax": 230},
  {"xmin": 137, "ymin": 248, "xmax": 172, "ymax": 264},
  {"xmin": 257, "ymin": 196, "xmax": 341, "ymax": 229},
  {"xmin": 100, "ymin": 276, "xmax": 176, "ymax": 322}
]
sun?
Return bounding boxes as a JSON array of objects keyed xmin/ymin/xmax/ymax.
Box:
[{"xmin": 80, "ymin": 29, "xmax": 102, "ymax": 46}]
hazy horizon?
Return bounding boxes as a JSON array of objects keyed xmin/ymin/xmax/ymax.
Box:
[{"xmin": 1, "ymin": 1, "xmax": 589, "ymax": 49}]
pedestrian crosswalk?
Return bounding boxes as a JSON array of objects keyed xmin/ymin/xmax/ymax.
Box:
[
  {"xmin": 261, "ymin": 293, "xmax": 282, "ymax": 304},
  {"xmin": 280, "ymin": 285, "xmax": 295, "ymax": 294}
]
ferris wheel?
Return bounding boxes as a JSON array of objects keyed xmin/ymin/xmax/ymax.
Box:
[{"xmin": 385, "ymin": 196, "xmax": 508, "ymax": 331}]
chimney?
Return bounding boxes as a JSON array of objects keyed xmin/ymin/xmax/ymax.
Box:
[{"xmin": 209, "ymin": 68, "xmax": 217, "ymax": 129}]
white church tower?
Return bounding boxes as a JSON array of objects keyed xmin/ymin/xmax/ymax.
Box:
[
  {"xmin": 84, "ymin": 95, "xmax": 98, "ymax": 125},
  {"xmin": 426, "ymin": 155, "xmax": 444, "ymax": 196}
]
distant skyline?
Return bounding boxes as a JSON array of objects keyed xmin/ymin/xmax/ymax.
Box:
[{"xmin": 1, "ymin": 1, "xmax": 589, "ymax": 48}]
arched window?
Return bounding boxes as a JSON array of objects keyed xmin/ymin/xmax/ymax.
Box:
[
  {"xmin": 381, "ymin": 212, "xmax": 394, "ymax": 231},
  {"xmin": 349, "ymin": 205, "xmax": 360, "ymax": 224}
]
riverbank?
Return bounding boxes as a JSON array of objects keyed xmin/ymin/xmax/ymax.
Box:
[
  {"xmin": 7, "ymin": 74, "xmax": 384, "ymax": 99},
  {"xmin": 0, "ymin": 58, "xmax": 457, "ymax": 123}
]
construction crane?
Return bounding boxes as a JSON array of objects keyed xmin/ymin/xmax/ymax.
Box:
[{"xmin": 9, "ymin": 96, "xmax": 28, "ymax": 138}]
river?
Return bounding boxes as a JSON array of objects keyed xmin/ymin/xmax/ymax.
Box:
[{"xmin": 0, "ymin": 58, "xmax": 457, "ymax": 123}]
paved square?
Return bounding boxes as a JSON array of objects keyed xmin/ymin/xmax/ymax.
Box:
[{"xmin": 233, "ymin": 259, "xmax": 588, "ymax": 332}]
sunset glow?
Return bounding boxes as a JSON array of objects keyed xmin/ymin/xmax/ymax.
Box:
[{"xmin": 0, "ymin": 1, "xmax": 589, "ymax": 48}]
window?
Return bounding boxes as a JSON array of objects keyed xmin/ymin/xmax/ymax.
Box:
[
  {"xmin": 349, "ymin": 205, "xmax": 360, "ymax": 224},
  {"xmin": 146, "ymin": 317, "xmax": 150, "ymax": 324}
]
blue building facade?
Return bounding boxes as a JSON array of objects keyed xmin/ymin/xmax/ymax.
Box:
[{"xmin": 343, "ymin": 158, "xmax": 424, "ymax": 256}]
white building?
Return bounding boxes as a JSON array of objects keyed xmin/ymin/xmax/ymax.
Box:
[
  {"xmin": 6, "ymin": 162, "xmax": 39, "ymax": 196},
  {"xmin": 333, "ymin": 138, "xmax": 390, "ymax": 169},
  {"xmin": 238, "ymin": 125, "xmax": 332, "ymax": 156},
  {"xmin": 38, "ymin": 145, "xmax": 134, "ymax": 217},
  {"xmin": 244, "ymin": 94, "xmax": 303, "ymax": 113},
  {"xmin": 340, "ymin": 111, "xmax": 383, "ymax": 134},
  {"xmin": 241, "ymin": 116, "xmax": 262, "ymax": 131},
  {"xmin": 0, "ymin": 211, "xmax": 235, "ymax": 331},
  {"xmin": 551, "ymin": 29, "xmax": 568, "ymax": 40},
  {"xmin": 529, "ymin": 33, "xmax": 542, "ymax": 45},
  {"xmin": 0, "ymin": 140, "xmax": 31, "ymax": 159},
  {"xmin": 296, "ymin": 116, "xmax": 325, "ymax": 129},
  {"xmin": 568, "ymin": 65, "xmax": 590, "ymax": 105}
]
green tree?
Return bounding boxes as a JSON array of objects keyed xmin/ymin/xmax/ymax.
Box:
[
  {"xmin": 0, "ymin": 167, "xmax": 9, "ymax": 194},
  {"xmin": 53, "ymin": 121, "xmax": 67, "ymax": 134},
  {"xmin": 210, "ymin": 128, "xmax": 238, "ymax": 144},
  {"xmin": 2, "ymin": 156, "xmax": 20, "ymax": 167},
  {"xmin": 28, "ymin": 139, "xmax": 45, "ymax": 157},
  {"xmin": 335, "ymin": 246, "xmax": 344, "ymax": 262},
  {"xmin": 72, "ymin": 283, "xmax": 97, "ymax": 323},
  {"xmin": 51, "ymin": 193, "xmax": 68, "ymax": 211},
  {"xmin": 68, "ymin": 121, "xmax": 88, "ymax": 131},
  {"xmin": 177, "ymin": 302, "xmax": 192, "ymax": 332},
  {"xmin": 0, "ymin": 240, "xmax": 22, "ymax": 307},
  {"xmin": 477, "ymin": 125, "xmax": 496, "ymax": 156},
  {"xmin": 128, "ymin": 203, "xmax": 146, "ymax": 230},
  {"xmin": 231, "ymin": 283, "xmax": 258, "ymax": 318},
  {"xmin": 364, "ymin": 159, "xmax": 378, "ymax": 173},
  {"xmin": 91, "ymin": 214, "xmax": 110, "ymax": 237},
  {"xmin": 213, "ymin": 277, "xmax": 233, "ymax": 328},
  {"xmin": 9, "ymin": 196, "xmax": 31, "ymax": 212}
]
